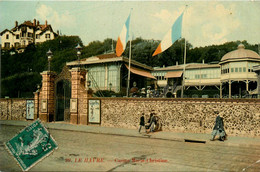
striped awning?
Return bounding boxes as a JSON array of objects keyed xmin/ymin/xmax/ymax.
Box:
[
  {"xmin": 125, "ymin": 64, "xmax": 156, "ymax": 80},
  {"xmin": 164, "ymin": 71, "xmax": 183, "ymax": 78}
]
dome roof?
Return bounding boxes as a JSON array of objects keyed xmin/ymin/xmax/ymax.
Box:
[{"xmin": 221, "ymin": 44, "xmax": 260, "ymax": 62}]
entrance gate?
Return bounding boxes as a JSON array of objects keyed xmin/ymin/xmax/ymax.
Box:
[
  {"xmin": 54, "ymin": 66, "xmax": 72, "ymax": 122},
  {"xmin": 55, "ymin": 80, "xmax": 71, "ymax": 121}
]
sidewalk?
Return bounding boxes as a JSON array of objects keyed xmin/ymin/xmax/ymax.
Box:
[{"xmin": 1, "ymin": 120, "xmax": 259, "ymax": 148}]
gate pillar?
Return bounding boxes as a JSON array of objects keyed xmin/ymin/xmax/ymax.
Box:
[
  {"xmin": 70, "ymin": 67, "xmax": 88, "ymax": 125},
  {"xmin": 38, "ymin": 71, "xmax": 56, "ymax": 122}
]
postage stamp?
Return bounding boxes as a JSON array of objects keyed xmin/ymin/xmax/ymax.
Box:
[{"xmin": 4, "ymin": 119, "xmax": 58, "ymax": 171}]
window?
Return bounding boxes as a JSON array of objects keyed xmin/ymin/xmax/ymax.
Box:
[
  {"xmin": 45, "ymin": 34, "xmax": 50, "ymax": 38},
  {"xmin": 6, "ymin": 34, "xmax": 9, "ymax": 39},
  {"xmin": 195, "ymin": 74, "xmax": 200, "ymax": 79},
  {"xmin": 231, "ymin": 68, "xmax": 234, "ymax": 72},
  {"xmin": 4, "ymin": 42, "xmax": 10, "ymax": 48},
  {"xmin": 235, "ymin": 68, "xmax": 238, "ymax": 72},
  {"xmin": 16, "ymin": 35, "xmax": 19, "ymax": 39},
  {"xmin": 22, "ymin": 32, "xmax": 26, "ymax": 37},
  {"xmin": 243, "ymin": 67, "xmax": 246, "ymax": 72},
  {"xmin": 36, "ymin": 34, "xmax": 40, "ymax": 39},
  {"xmin": 14, "ymin": 42, "xmax": 20, "ymax": 48},
  {"xmin": 201, "ymin": 74, "xmax": 207, "ymax": 79},
  {"xmin": 28, "ymin": 33, "xmax": 33, "ymax": 37},
  {"xmin": 239, "ymin": 67, "xmax": 242, "ymax": 72}
]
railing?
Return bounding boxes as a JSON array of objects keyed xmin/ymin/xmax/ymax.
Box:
[{"xmin": 87, "ymin": 71, "xmax": 104, "ymax": 97}]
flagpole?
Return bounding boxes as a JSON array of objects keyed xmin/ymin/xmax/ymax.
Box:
[
  {"xmin": 181, "ymin": 38, "xmax": 187, "ymax": 98},
  {"xmin": 126, "ymin": 38, "xmax": 132, "ymax": 97},
  {"xmin": 181, "ymin": 5, "xmax": 188, "ymax": 98},
  {"xmin": 126, "ymin": 8, "xmax": 133, "ymax": 97}
]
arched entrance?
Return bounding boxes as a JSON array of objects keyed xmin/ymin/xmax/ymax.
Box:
[
  {"xmin": 55, "ymin": 80, "xmax": 71, "ymax": 121},
  {"xmin": 54, "ymin": 66, "xmax": 72, "ymax": 122}
]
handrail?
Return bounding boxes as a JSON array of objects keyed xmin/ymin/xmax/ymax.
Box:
[{"xmin": 88, "ymin": 71, "xmax": 104, "ymax": 97}]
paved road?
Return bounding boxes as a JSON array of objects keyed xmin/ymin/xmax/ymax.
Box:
[{"xmin": 1, "ymin": 125, "xmax": 259, "ymax": 171}]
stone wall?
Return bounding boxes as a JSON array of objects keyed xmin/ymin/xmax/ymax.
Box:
[
  {"xmin": 0, "ymin": 99, "xmax": 33, "ymax": 121},
  {"xmin": 99, "ymin": 98, "xmax": 260, "ymax": 137},
  {"xmin": 1, "ymin": 97, "xmax": 260, "ymax": 137}
]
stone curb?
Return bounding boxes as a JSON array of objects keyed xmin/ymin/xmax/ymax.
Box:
[{"xmin": 1, "ymin": 120, "xmax": 259, "ymax": 148}]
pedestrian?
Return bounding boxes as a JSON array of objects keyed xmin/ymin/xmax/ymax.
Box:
[
  {"xmin": 138, "ymin": 113, "xmax": 145, "ymax": 133},
  {"xmin": 147, "ymin": 113, "xmax": 156, "ymax": 133},
  {"xmin": 150, "ymin": 113, "xmax": 157, "ymax": 132},
  {"xmin": 210, "ymin": 111, "xmax": 226, "ymax": 141},
  {"xmin": 147, "ymin": 86, "xmax": 151, "ymax": 98},
  {"xmin": 141, "ymin": 88, "xmax": 146, "ymax": 97}
]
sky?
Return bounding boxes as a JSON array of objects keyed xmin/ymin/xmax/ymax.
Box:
[{"xmin": 0, "ymin": 0, "xmax": 259, "ymax": 48}]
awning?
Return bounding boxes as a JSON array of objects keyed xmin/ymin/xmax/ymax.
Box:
[
  {"xmin": 164, "ymin": 71, "xmax": 183, "ymax": 78},
  {"xmin": 125, "ymin": 64, "xmax": 156, "ymax": 80}
]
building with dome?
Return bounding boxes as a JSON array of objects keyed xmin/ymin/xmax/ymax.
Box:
[
  {"xmin": 219, "ymin": 44, "xmax": 260, "ymax": 98},
  {"xmin": 64, "ymin": 44, "xmax": 259, "ymax": 98},
  {"xmin": 151, "ymin": 43, "xmax": 260, "ymax": 98}
]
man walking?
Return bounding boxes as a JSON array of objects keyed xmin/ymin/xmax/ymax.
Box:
[{"xmin": 210, "ymin": 111, "xmax": 226, "ymax": 141}]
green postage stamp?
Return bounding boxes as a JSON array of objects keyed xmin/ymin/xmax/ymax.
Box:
[{"xmin": 5, "ymin": 119, "xmax": 58, "ymax": 171}]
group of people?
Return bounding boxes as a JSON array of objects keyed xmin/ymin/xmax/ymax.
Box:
[
  {"xmin": 138, "ymin": 112, "xmax": 158, "ymax": 133},
  {"xmin": 130, "ymin": 86, "xmax": 161, "ymax": 98},
  {"xmin": 138, "ymin": 110, "xmax": 226, "ymax": 141}
]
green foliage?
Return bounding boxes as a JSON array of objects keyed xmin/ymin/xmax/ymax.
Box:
[
  {"xmin": 1, "ymin": 36, "xmax": 82, "ymax": 98},
  {"xmin": 81, "ymin": 38, "xmax": 116, "ymax": 58},
  {"xmin": 2, "ymin": 72, "xmax": 41, "ymax": 98}
]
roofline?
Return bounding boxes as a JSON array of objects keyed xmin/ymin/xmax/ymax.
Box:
[
  {"xmin": 219, "ymin": 57, "xmax": 260, "ymax": 64},
  {"xmin": 66, "ymin": 55, "xmax": 154, "ymax": 71},
  {"xmin": 153, "ymin": 64, "xmax": 220, "ymax": 71},
  {"xmin": 2, "ymin": 20, "xmax": 57, "ymax": 35},
  {"xmin": 66, "ymin": 56, "xmax": 124, "ymax": 66},
  {"xmin": 0, "ymin": 29, "xmax": 15, "ymax": 36}
]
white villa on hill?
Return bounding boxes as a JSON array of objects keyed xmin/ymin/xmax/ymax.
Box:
[{"xmin": 0, "ymin": 19, "xmax": 58, "ymax": 52}]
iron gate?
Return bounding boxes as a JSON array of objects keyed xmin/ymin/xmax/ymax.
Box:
[{"xmin": 55, "ymin": 80, "xmax": 71, "ymax": 121}]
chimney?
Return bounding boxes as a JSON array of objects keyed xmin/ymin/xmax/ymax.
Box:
[
  {"xmin": 33, "ymin": 19, "xmax": 36, "ymax": 26},
  {"xmin": 37, "ymin": 20, "xmax": 39, "ymax": 26},
  {"xmin": 15, "ymin": 21, "xmax": 18, "ymax": 27},
  {"xmin": 45, "ymin": 20, "xmax": 47, "ymax": 27},
  {"xmin": 176, "ymin": 61, "xmax": 178, "ymax": 66}
]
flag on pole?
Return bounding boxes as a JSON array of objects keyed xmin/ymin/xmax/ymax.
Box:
[
  {"xmin": 152, "ymin": 12, "xmax": 184, "ymax": 56},
  {"xmin": 116, "ymin": 13, "xmax": 131, "ymax": 57}
]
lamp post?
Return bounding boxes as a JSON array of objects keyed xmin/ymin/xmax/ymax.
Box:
[
  {"xmin": 46, "ymin": 49, "xmax": 53, "ymax": 71},
  {"xmin": 87, "ymin": 80, "xmax": 91, "ymax": 88},
  {"xmin": 87, "ymin": 80, "xmax": 91, "ymax": 95},
  {"xmin": 37, "ymin": 84, "xmax": 40, "ymax": 118},
  {"xmin": 75, "ymin": 44, "xmax": 82, "ymax": 68}
]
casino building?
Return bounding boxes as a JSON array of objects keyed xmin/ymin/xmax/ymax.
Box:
[
  {"xmin": 65, "ymin": 43, "xmax": 260, "ymax": 98},
  {"xmin": 152, "ymin": 44, "xmax": 260, "ymax": 98}
]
